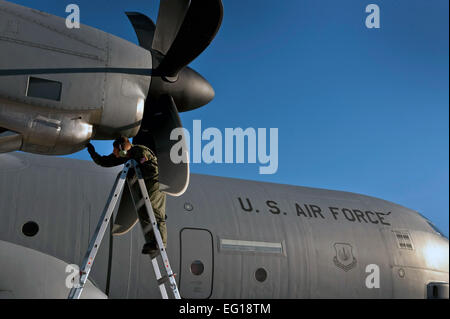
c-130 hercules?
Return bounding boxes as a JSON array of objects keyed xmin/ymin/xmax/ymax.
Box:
[{"xmin": 0, "ymin": 0, "xmax": 448, "ymax": 299}]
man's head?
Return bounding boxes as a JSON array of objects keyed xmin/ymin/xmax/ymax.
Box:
[{"xmin": 113, "ymin": 136, "xmax": 132, "ymax": 158}]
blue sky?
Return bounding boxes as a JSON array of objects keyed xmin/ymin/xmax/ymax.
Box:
[{"xmin": 11, "ymin": 0, "xmax": 449, "ymax": 236}]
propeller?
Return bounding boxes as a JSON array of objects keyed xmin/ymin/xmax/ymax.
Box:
[
  {"xmin": 151, "ymin": 0, "xmax": 190, "ymax": 56},
  {"xmin": 0, "ymin": 1, "xmax": 223, "ymax": 195},
  {"xmin": 125, "ymin": 12, "xmax": 156, "ymax": 51},
  {"xmin": 126, "ymin": 0, "xmax": 222, "ymax": 111},
  {"xmin": 155, "ymin": 0, "xmax": 224, "ymax": 78},
  {"xmin": 126, "ymin": 0, "xmax": 223, "ymax": 195}
]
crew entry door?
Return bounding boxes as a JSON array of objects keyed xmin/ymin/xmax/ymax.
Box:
[{"xmin": 179, "ymin": 228, "xmax": 213, "ymax": 299}]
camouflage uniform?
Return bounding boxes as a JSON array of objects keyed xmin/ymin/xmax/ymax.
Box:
[{"xmin": 88, "ymin": 144, "xmax": 167, "ymax": 248}]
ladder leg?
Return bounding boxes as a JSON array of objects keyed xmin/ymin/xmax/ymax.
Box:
[
  {"xmin": 128, "ymin": 162, "xmax": 181, "ymax": 299},
  {"xmin": 68, "ymin": 162, "xmax": 131, "ymax": 299},
  {"xmin": 152, "ymin": 259, "xmax": 169, "ymax": 299},
  {"xmin": 138, "ymin": 189, "xmax": 181, "ymax": 299}
]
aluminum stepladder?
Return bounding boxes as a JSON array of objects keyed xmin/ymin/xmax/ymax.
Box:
[{"xmin": 68, "ymin": 160, "xmax": 181, "ymax": 299}]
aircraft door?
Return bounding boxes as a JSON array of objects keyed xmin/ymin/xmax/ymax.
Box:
[{"xmin": 179, "ymin": 228, "xmax": 214, "ymax": 299}]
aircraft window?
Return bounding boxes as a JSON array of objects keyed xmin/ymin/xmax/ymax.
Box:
[
  {"xmin": 27, "ymin": 77, "xmax": 62, "ymax": 101},
  {"xmin": 255, "ymin": 268, "xmax": 267, "ymax": 283},
  {"xmin": 22, "ymin": 221, "xmax": 39, "ymax": 237},
  {"xmin": 190, "ymin": 260, "xmax": 204, "ymax": 276},
  {"xmin": 417, "ymin": 212, "xmax": 448, "ymax": 239}
]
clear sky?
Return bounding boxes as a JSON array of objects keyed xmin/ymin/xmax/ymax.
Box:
[{"xmin": 11, "ymin": 0, "xmax": 449, "ymax": 236}]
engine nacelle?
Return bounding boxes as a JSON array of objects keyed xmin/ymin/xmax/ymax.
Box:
[
  {"xmin": 0, "ymin": 130, "xmax": 21, "ymax": 153},
  {"xmin": 0, "ymin": 100, "xmax": 95, "ymax": 154},
  {"xmin": 0, "ymin": 0, "xmax": 152, "ymax": 155}
]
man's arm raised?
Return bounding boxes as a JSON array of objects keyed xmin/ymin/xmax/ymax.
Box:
[{"xmin": 86, "ymin": 143, "xmax": 127, "ymax": 168}]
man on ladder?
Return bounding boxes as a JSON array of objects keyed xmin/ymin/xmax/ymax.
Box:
[{"xmin": 86, "ymin": 136, "xmax": 166, "ymax": 258}]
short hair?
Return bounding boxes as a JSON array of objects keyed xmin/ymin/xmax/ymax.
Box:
[{"xmin": 113, "ymin": 136, "xmax": 130, "ymax": 149}]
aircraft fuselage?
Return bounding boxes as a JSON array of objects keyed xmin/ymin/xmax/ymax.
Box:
[{"xmin": 0, "ymin": 153, "xmax": 448, "ymax": 299}]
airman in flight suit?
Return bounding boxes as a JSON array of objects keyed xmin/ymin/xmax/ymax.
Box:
[{"xmin": 86, "ymin": 137, "xmax": 166, "ymax": 258}]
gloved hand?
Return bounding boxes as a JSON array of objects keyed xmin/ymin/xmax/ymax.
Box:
[{"xmin": 86, "ymin": 142, "xmax": 95, "ymax": 155}]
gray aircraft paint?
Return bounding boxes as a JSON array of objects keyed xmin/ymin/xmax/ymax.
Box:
[
  {"xmin": 0, "ymin": 152, "xmax": 447, "ymax": 298},
  {"xmin": 0, "ymin": 240, "xmax": 106, "ymax": 298}
]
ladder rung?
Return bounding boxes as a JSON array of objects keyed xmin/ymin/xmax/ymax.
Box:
[
  {"xmin": 128, "ymin": 175, "xmax": 138, "ymax": 186},
  {"xmin": 157, "ymin": 276, "xmax": 168, "ymax": 286},
  {"xmin": 143, "ymin": 223, "xmax": 155, "ymax": 235},
  {"xmin": 157, "ymin": 274, "xmax": 175, "ymax": 286},
  {"xmin": 135, "ymin": 198, "xmax": 145, "ymax": 210}
]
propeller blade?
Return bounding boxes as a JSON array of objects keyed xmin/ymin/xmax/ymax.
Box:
[
  {"xmin": 126, "ymin": 12, "xmax": 156, "ymax": 51},
  {"xmin": 134, "ymin": 95, "xmax": 189, "ymax": 196},
  {"xmin": 156, "ymin": 0, "xmax": 224, "ymax": 77},
  {"xmin": 152, "ymin": 0, "xmax": 190, "ymax": 56}
]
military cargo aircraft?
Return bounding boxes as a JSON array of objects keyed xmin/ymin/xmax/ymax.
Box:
[
  {"xmin": 0, "ymin": 151, "xmax": 448, "ymax": 299},
  {"xmin": 0, "ymin": 0, "xmax": 448, "ymax": 299}
]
